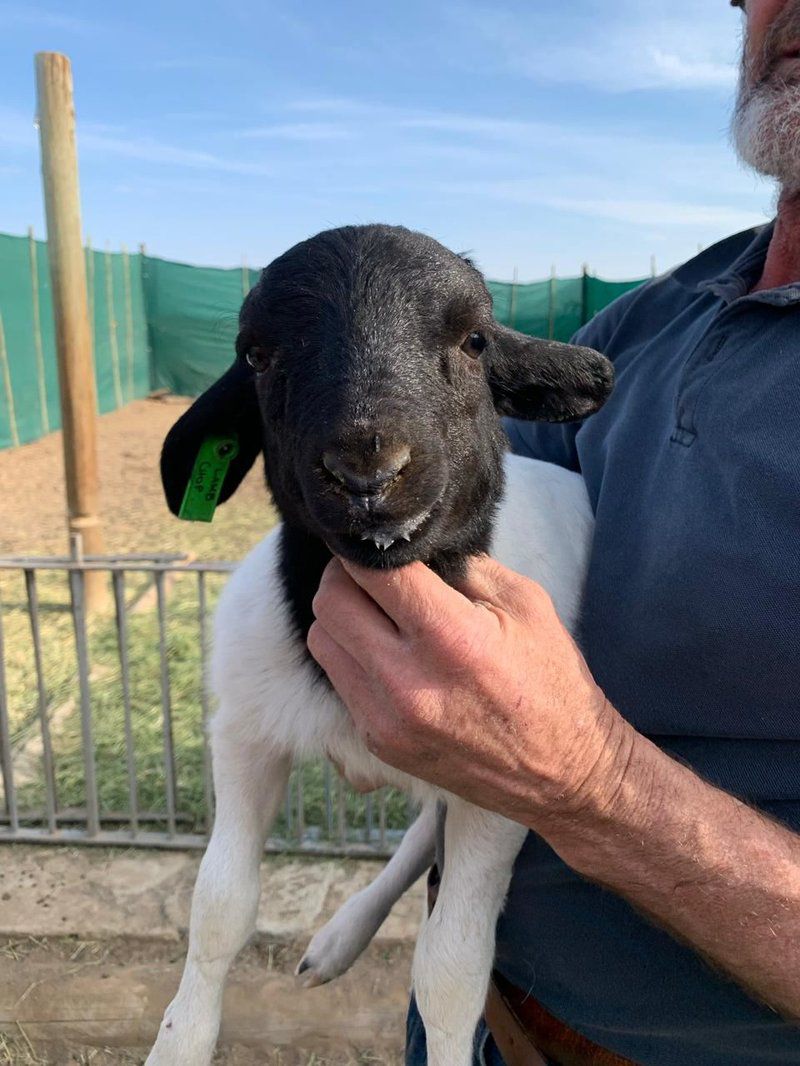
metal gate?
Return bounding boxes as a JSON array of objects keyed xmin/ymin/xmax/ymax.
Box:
[{"xmin": 0, "ymin": 550, "xmax": 410, "ymax": 857}]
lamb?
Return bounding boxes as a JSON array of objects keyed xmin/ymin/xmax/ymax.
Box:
[{"xmin": 147, "ymin": 223, "xmax": 613, "ymax": 1066}]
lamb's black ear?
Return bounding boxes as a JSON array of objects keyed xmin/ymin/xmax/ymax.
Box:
[
  {"xmin": 160, "ymin": 358, "xmax": 262, "ymax": 516},
  {"xmin": 488, "ymin": 325, "xmax": 614, "ymax": 423}
]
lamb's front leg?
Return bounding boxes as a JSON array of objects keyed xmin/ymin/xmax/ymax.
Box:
[
  {"xmin": 413, "ymin": 799, "xmax": 528, "ymax": 1066},
  {"xmin": 146, "ymin": 735, "xmax": 292, "ymax": 1066}
]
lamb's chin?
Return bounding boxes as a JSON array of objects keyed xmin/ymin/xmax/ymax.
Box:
[
  {"xmin": 318, "ymin": 500, "xmax": 443, "ymax": 569},
  {"xmin": 324, "ymin": 530, "xmax": 432, "ymax": 571}
]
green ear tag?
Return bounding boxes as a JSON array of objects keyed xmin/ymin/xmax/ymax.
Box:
[{"xmin": 178, "ymin": 435, "xmax": 240, "ymax": 522}]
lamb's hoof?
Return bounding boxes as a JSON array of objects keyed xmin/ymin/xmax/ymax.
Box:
[{"xmin": 295, "ymin": 954, "xmax": 330, "ymax": 989}]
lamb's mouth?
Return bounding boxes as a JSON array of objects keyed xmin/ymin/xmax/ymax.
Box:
[{"xmin": 358, "ymin": 508, "xmax": 432, "ymax": 552}]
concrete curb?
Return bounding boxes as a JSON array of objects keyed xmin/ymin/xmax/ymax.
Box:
[{"xmin": 0, "ymin": 844, "xmax": 425, "ymax": 944}]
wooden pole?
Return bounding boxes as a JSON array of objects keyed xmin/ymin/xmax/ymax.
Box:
[{"xmin": 35, "ymin": 52, "xmax": 106, "ymax": 608}]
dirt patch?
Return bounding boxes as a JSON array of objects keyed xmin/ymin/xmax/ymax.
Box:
[
  {"xmin": 0, "ymin": 397, "xmax": 277, "ymax": 561},
  {"xmin": 0, "ymin": 934, "xmax": 409, "ymax": 1065}
]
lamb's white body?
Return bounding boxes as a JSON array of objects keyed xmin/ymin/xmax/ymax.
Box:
[{"xmin": 147, "ymin": 452, "xmax": 594, "ymax": 1066}]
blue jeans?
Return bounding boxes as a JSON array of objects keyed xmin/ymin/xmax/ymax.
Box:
[{"xmin": 405, "ymin": 996, "xmax": 507, "ymax": 1066}]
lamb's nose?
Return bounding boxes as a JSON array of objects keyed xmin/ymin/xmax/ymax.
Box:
[{"xmin": 322, "ymin": 445, "xmax": 411, "ymax": 497}]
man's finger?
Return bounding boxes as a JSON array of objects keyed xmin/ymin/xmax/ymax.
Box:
[
  {"xmin": 307, "ymin": 619, "xmax": 373, "ymax": 708},
  {"xmin": 313, "ymin": 558, "xmax": 401, "ymax": 666},
  {"xmin": 454, "ymin": 555, "xmax": 536, "ymax": 621},
  {"xmin": 308, "ymin": 620, "xmax": 390, "ymax": 757},
  {"xmin": 337, "ymin": 558, "xmax": 473, "ymax": 635}
]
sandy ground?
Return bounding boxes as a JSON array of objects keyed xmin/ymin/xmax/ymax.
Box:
[
  {"xmin": 0, "ymin": 846, "xmax": 420, "ymax": 1065},
  {"xmin": 0, "ymin": 397, "xmax": 277, "ymax": 561}
]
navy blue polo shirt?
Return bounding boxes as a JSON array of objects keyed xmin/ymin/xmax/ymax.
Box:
[{"xmin": 500, "ymin": 223, "xmax": 800, "ymax": 1065}]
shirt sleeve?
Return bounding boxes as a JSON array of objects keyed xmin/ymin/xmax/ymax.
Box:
[{"xmin": 502, "ymin": 284, "xmax": 647, "ymax": 471}]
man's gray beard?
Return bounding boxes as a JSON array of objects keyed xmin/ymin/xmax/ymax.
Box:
[{"xmin": 732, "ymin": 76, "xmax": 800, "ymax": 193}]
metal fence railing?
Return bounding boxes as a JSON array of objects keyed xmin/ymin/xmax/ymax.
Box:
[{"xmin": 0, "ymin": 550, "xmax": 411, "ymax": 857}]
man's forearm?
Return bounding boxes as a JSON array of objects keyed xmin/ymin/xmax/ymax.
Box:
[{"xmin": 541, "ymin": 719, "xmax": 800, "ymax": 1020}]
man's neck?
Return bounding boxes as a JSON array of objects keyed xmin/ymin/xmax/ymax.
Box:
[{"xmin": 753, "ymin": 190, "xmax": 800, "ymax": 292}]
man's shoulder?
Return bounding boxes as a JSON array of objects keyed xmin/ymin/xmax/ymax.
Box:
[
  {"xmin": 575, "ymin": 223, "xmax": 773, "ymax": 355},
  {"xmin": 665, "ymin": 222, "xmax": 772, "ymax": 290}
]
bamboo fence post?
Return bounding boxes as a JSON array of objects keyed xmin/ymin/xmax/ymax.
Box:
[
  {"xmin": 138, "ymin": 243, "xmax": 155, "ymax": 393},
  {"xmin": 104, "ymin": 243, "xmax": 123, "ymax": 409},
  {"xmin": 35, "ymin": 51, "xmax": 106, "ymax": 608},
  {"xmin": 0, "ymin": 314, "xmax": 20, "ymax": 448},
  {"xmin": 581, "ymin": 262, "xmax": 590, "ymax": 327},
  {"xmin": 85, "ymin": 234, "xmax": 95, "ymax": 347},
  {"xmin": 28, "ymin": 225, "xmax": 50, "ymax": 434},
  {"xmin": 121, "ymin": 244, "xmax": 135, "ymax": 401},
  {"xmin": 547, "ymin": 264, "xmax": 557, "ymax": 340}
]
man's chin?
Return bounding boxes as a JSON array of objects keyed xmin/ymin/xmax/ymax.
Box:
[{"xmin": 732, "ymin": 81, "xmax": 800, "ymax": 185}]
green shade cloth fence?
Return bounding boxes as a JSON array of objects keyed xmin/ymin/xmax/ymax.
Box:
[{"xmin": 0, "ymin": 230, "xmax": 646, "ymax": 450}]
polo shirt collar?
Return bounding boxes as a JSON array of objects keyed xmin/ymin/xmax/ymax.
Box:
[{"xmin": 672, "ymin": 220, "xmax": 800, "ymax": 308}]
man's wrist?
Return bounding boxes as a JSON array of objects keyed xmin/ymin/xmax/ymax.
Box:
[{"xmin": 528, "ymin": 704, "xmax": 660, "ymax": 877}]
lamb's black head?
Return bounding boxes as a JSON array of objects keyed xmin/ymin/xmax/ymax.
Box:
[{"xmin": 161, "ymin": 224, "xmax": 613, "ymax": 574}]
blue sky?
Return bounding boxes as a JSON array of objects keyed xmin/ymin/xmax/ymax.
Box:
[{"xmin": 0, "ymin": 0, "xmax": 777, "ymax": 280}]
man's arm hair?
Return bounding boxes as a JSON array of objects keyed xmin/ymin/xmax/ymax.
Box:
[{"xmin": 543, "ymin": 724, "xmax": 800, "ymax": 1020}]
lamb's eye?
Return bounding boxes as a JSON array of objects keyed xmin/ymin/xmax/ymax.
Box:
[
  {"xmin": 246, "ymin": 346, "xmax": 271, "ymax": 373},
  {"xmin": 461, "ymin": 332, "xmax": 487, "ymax": 358}
]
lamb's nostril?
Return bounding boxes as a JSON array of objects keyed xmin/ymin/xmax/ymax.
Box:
[{"xmin": 322, "ymin": 445, "xmax": 411, "ymax": 497}]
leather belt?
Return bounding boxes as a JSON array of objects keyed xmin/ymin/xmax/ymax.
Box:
[
  {"xmin": 485, "ymin": 970, "xmax": 637, "ymax": 1066},
  {"xmin": 426, "ymin": 867, "xmax": 637, "ymax": 1066}
]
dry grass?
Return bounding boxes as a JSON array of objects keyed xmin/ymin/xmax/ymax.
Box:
[{"xmin": 0, "ymin": 1040, "xmax": 402, "ymax": 1066}]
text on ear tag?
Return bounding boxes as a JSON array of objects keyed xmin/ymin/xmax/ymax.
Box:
[{"xmin": 178, "ymin": 435, "xmax": 240, "ymax": 522}]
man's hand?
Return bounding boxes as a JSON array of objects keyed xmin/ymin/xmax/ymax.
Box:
[
  {"xmin": 307, "ymin": 554, "xmax": 633, "ymax": 831},
  {"xmin": 308, "ymin": 554, "xmax": 800, "ymax": 1020}
]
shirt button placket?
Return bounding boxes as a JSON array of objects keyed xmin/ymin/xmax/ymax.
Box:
[{"xmin": 672, "ymin": 333, "xmax": 727, "ymax": 446}]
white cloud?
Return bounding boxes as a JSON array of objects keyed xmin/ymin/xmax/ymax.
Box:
[
  {"xmin": 534, "ymin": 196, "xmax": 765, "ymax": 230},
  {"xmin": 236, "ymin": 122, "xmax": 355, "ymax": 142},
  {"xmin": 78, "ymin": 131, "xmax": 273, "ymax": 175},
  {"xmin": 429, "ymin": 177, "xmax": 768, "ymax": 230},
  {"xmin": 649, "ymin": 50, "xmax": 735, "ymax": 90},
  {"xmin": 0, "ymin": 107, "xmax": 273, "ymax": 176},
  {"xmin": 0, "ymin": 4, "xmax": 97, "ymax": 33},
  {"xmin": 451, "ymin": 2, "xmax": 741, "ymax": 93}
]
